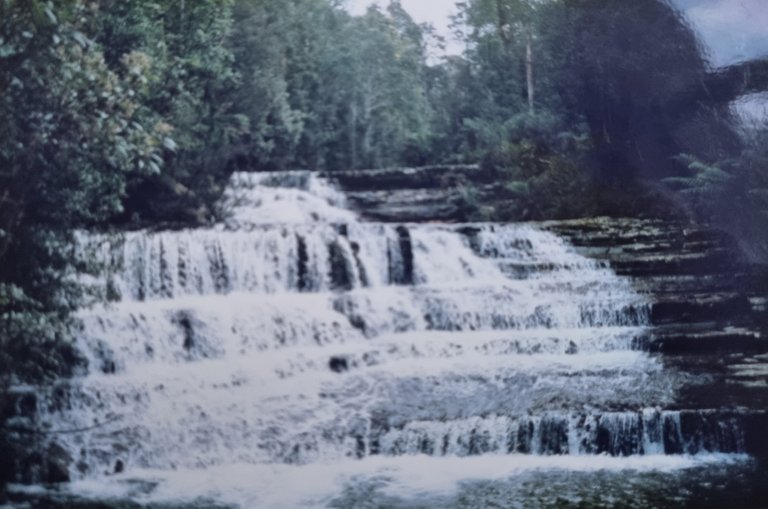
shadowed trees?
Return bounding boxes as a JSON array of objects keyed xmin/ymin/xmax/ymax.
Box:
[{"xmin": 3, "ymin": 0, "xmax": 768, "ymax": 390}]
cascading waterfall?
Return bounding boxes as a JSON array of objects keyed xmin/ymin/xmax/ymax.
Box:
[{"xmin": 17, "ymin": 170, "xmax": 754, "ymax": 507}]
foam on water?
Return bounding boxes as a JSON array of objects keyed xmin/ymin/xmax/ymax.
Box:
[
  {"xmin": 20, "ymin": 170, "xmax": 748, "ymax": 506},
  {"xmin": 220, "ymin": 171, "xmax": 355, "ymax": 226},
  {"xmin": 11, "ymin": 454, "xmax": 750, "ymax": 509}
]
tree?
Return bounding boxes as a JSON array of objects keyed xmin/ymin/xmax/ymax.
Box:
[
  {"xmin": 337, "ymin": 4, "xmax": 432, "ymax": 168},
  {"xmin": 667, "ymin": 121, "xmax": 768, "ymax": 261},
  {"xmin": 424, "ymin": 56, "xmax": 478, "ymax": 163},
  {"xmin": 458, "ymin": 0, "xmax": 537, "ymax": 115},
  {"xmin": 230, "ymin": 0, "xmax": 434, "ymax": 171},
  {"xmin": 534, "ymin": 0, "xmax": 740, "ymax": 181},
  {"xmin": 230, "ymin": 0, "xmax": 307, "ymax": 171},
  {"xmin": 92, "ymin": 0, "xmax": 244, "ymax": 224},
  {"xmin": 0, "ymin": 0, "xmax": 159, "ymax": 382}
]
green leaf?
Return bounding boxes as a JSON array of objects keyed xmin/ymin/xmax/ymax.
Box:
[
  {"xmin": 44, "ymin": 7, "xmax": 57, "ymax": 24},
  {"xmin": 72, "ymin": 31, "xmax": 88, "ymax": 48},
  {"xmin": 505, "ymin": 180, "xmax": 530, "ymax": 196},
  {"xmin": 163, "ymin": 137, "xmax": 178, "ymax": 152},
  {"xmin": 698, "ymin": 167, "xmax": 733, "ymax": 183},
  {"xmin": 0, "ymin": 43, "xmax": 18, "ymax": 58}
]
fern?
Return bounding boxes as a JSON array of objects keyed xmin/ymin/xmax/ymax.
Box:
[{"xmin": 505, "ymin": 180, "xmax": 531, "ymax": 196}]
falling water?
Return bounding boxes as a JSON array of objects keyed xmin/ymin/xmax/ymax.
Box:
[{"xmin": 14, "ymin": 171, "xmax": 756, "ymax": 507}]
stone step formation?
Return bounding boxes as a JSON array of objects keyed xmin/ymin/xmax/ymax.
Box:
[{"xmin": 5, "ymin": 169, "xmax": 768, "ymax": 508}]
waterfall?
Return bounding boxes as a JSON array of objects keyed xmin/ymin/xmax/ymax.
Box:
[{"xmin": 17, "ymin": 170, "xmax": 755, "ymax": 507}]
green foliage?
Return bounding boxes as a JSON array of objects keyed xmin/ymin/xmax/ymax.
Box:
[
  {"xmin": 0, "ymin": 1, "xmax": 160, "ymax": 230},
  {"xmin": 89, "ymin": 0, "xmax": 243, "ymax": 224},
  {"xmin": 532, "ymin": 0, "xmax": 740, "ymax": 180},
  {"xmin": 230, "ymin": 0, "xmax": 434, "ymax": 172},
  {"xmin": 231, "ymin": 0, "xmax": 325, "ymax": 170},
  {"xmin": 463, "ymin": 111, "xmax": 596, "ymax": 220},
  {"xmin": 667, "ymin": 130, "xmax": 768, "ymax": 260},
  {"xmin": 0, "ymin": 0, "xmax": 159, "ymax": 382},
  {"xmin": 3, "ymin": 0, "xmax": 768, "ymax": 390},
  {"xmin": 335, "ymin": 5, "xmax": 433, "ymax": 169},
  {"xmin": 443, "ymin": 0, "xmax": 752, "ymax": 223},
  {"xmin": 423, "ymin": 57, "xmax": 477, "ymax": 164},
  {"xmin": 0, "ymin": 286, "xmax": 84, "ymax": 384}
]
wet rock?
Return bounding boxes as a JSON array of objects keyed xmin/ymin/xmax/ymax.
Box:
[
  {"xmin": 538, "ymin": 217, "xmax": 768, "ymax": 422},
  {"xmin": 542, "ymin": 217, "xmax": 767, "ymax": 328},
  {"xmin": 328, "ymin": 241, "xmax": 354, "ymax": 291},
  {"xmin": 329, "ymin": 356, "xmax": 349, "ymax": 373},
  {"xmin": 646, "ymin": 326, "xmax": 764, "ymax": 354},
  {"xmin": 1, "ymin": 389, "xmax": 37, "ymax": 422},
  {"xmin": 323, "ymin": 165, "xmax": 495, "ymax": 222},
  {"xmin": 44, "ymin": 443, "xmax": 72, "ymax": 484},
  {"xmin": 650, "ymin": 293, "xmax": 752, "ymax": 324},
  {"xmin": 345, "ymin": 189, "xmax": 465, "ymax": 222},
  {"xmin": 323, "ymin": 164, "xmax": 487, "ymax": 192},
  {"xmin": 17, "ymin": 443, "xmax": 73, "ymax": 484},
  {"xmin": 743, "ymin": 412, "xmax": 768, "ymax": 459}
]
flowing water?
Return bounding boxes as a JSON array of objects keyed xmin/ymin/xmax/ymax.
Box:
[{"xmin": 9, "ymin": 172, "xmax": 767, "ymax": 508}]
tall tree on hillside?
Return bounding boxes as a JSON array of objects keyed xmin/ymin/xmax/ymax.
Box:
[
  {"xmin": 281, "ymin": 0, "xmax": 348, "ymax": 171},
  {"xmin": 231, "ymin": 0, "xmax": 308, "ymax": 171},
  {"xmin": 231, "ymin": 0, "xmax": 435, "ymax": 172},
  {"xmin": 459, "ymin": 0, "xmax": 538, "ymax": 114},
  {"xmin": 337, "ymin": 4, "xmax": 432, "ymax": 169},
  {"xmin": 424, "ymin": 56, "xmax": 478, "ymax": 163},
  {"xmin": 92, "ymin": 0, "xmax": 243, "ymax": 223}
]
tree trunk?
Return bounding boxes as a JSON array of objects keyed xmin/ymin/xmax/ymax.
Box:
[
  {"xmin": 361, "ymin": 76, "xmax": 375, "ymax": 168},
  {"xmin": 526, "ymin": 26, "xmax": 534, "ymax": 114},
  {"xmin": 348, "ymin": 101, "xmax": 358, "ymax": 170},
  {"xmin": 496, "ymin": 0, "xmax": 511, "ymax": 49}
]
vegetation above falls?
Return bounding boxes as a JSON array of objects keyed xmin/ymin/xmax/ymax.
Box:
[{"xmin": 2, "ymin": 0, "xmax": 768, "ymax": 389}]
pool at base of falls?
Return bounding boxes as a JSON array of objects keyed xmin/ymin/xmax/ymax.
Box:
[{"xmin": 8, "ymin": 453, "xmax": 767, "ymax": 509}]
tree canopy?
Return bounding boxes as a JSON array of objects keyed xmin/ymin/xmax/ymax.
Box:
[{"xmin": 2, "ymin": 0, "xmax": 768, "ymax": 385}]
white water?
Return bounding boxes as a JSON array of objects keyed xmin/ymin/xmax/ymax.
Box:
[
  {"xmin": 12, "ymin": 454, "xmax": 750, "ymax": 508},
  {"xmin": 24, "ymin": 171, "xmax": 749, "ymax": 507}
]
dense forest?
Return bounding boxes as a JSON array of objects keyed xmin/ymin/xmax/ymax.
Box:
[{"xmin": 1, "ymin": 0, "xmax": 768, "ymax": 394}]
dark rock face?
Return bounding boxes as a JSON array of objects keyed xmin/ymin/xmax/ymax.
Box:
[
  {"xmin": 1, "ymin": 387, "xmax": 77, "ymax": 485},
  {"xmin": 324, "ymin": 165, "xmax": 491, "ymax": 222},
  {"xmin": 43, "ymin": 443, "xmax": 73, "ymax": 484},
  {"xmin": 335, "ymin": 171, "xmax": 768, "ymax": 433},
  {"xmin": 12, "ymin": 441, "xmax": 72, "ymax": 485},
  {"xmin": 541, "ymin": 217, "xmax": 767, "ymax": 334},
  {"xmin": 329, "ymin": 356, "xmax": 349, "ymax": 373},
  {"xmin": 322, "ymin": 165, "xmax": 488, "ymax": 192},
  {"xmin": 542, "ymin": 217, "xmax": 768, "ymax": 419}
]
